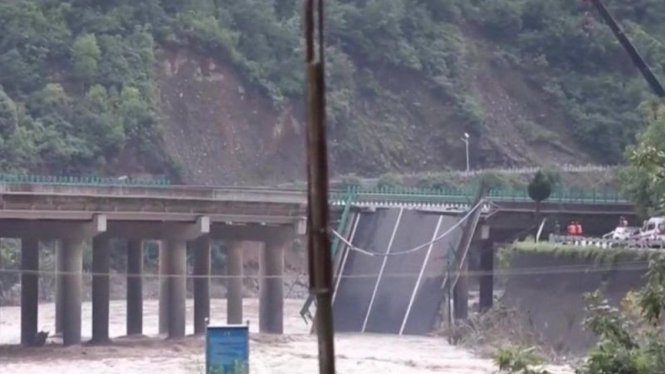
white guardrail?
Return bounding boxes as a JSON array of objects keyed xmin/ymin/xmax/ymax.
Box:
[{"xmin": 549, "ymin": 234, "xmax": 665, "ymax": 249}]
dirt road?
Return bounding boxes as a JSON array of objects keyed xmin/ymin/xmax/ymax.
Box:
[{"xmin": 0, "ymin": 299, "xmax": 571, "ymax": 374}]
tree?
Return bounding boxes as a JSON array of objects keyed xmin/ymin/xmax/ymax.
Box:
[
  {"xmin": 528, "ymin": 170, "xmax": 552, "ymax": 232},
  {"xmin": 72, "ymin": 33, "xmax": 101, "ymax": 84},
  {"xmin": 0, "ymin": 86, "xmax": 18, "ymax": 138},
  {"xmin": 528, "ymin": 171, "xmax": 552, "ymax": 204},
  {"xmin": 623, "ymin": 101, "xmax": 665, "ymax": 214}
]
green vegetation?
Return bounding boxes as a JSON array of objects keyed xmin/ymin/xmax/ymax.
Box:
[
  {"xmin": 1, "ymin": 0, "xmax": 663, "ymax": 176},
  {"xmin": 475, "ymin": 0, "xmax": 665, "ymax": 163},
  {"xmin": 496, "ymin": 257, "xmax": 665, "ymax": 374},
  {"xmin": 528, "ymin": 170, "xmax": 553, "ymax": 218},
  {"xmin": 622, "ymin": 101, "xmax": 665, "ymax": 216},
  {"xmin": 501, "ymin": 240, "xmax": 659, "ymax": 263},
  {"xmin": 495, "ymin": 346, "xmax": 551, "ymax": 374}
]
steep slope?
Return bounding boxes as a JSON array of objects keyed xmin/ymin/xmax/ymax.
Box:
[
  {"xmin": 158, "ymin": 49, "xmax": 303, "ymax": 185},
  {"xmin": 1, "ymin": 0, "xmax": 661, "ymax": 184},
  {"xmin": 156, "ymin": 42, "xmax": 592, "ymax": 185}
]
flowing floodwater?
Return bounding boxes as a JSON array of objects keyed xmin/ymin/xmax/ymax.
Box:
[{"xmin": 0, "ymin": 299, "xmax": 571, "ymax": 374}]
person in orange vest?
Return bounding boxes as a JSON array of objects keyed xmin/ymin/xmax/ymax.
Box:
[
  {"xmin": 567, "ymin": 221, "xmax": 576, "ymax": 236},
  {"xmin": 575, "ymin": 221, "xmax": 583, "ymax": 236}
]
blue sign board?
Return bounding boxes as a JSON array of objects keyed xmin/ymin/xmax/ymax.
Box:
[{"xmin": 206, "ymin": 325, "xmax": 249, "ymax": 374}]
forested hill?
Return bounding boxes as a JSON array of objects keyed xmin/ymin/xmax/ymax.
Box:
[{"xmin": 0, "ymin": 0, "xmax": 663, "ymax": 184}]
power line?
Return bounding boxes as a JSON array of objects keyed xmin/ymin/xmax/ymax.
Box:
[
  {"xmin": 330, "ymin": 200, "xmax": 484, "ymax": 257},
  {"xmin": 0, "ymin": 260, "xmax": 651, "ymax": 280}
]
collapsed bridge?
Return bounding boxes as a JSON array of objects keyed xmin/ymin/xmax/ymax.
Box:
[{"xmin": 332, "ymin": 207, "xmax": 467, "ymax": 335}]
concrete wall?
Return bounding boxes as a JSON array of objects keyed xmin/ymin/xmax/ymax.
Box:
[{"xmin": 501, "ymin": 248, "xmax": 650, "ymax": 354}]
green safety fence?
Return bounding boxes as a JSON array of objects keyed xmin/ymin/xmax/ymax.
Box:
[
  {"xmin": 0, "ymin": 174, "xmax": 628, "ymax": 203},
  {"xmin": 300, "ymin": 189, "xmax": 358, "ymax": 322},
  {"xmin": 0, "ymin": 173, "xmax": 170, "ymax": 186},
  {"xmin": 330, "ymin": 186, "xmax": 627, "ymax": 204}
]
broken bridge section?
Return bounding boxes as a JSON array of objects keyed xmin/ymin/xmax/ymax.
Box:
[{"xmin": 332, "ymin": 207, "xmax": 466, "ymax": 335}]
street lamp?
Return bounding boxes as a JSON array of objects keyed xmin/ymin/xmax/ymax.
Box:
[{"xmin": 461, "ymin": 133, "xmax": 470, "ymax": 173}]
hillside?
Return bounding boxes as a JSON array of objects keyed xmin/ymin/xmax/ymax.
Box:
[{"xmin": 0, "ymin": 0, "xmax": 663, "ymax": 185}]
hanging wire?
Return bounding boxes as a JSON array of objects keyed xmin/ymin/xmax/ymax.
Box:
[
  {"xmin": 0, "ymin": 259, "xmax": 652, "ymax": 279},
  {"xmin": 330, "ymin": 200, "xmax": 483, "ymax": 257}
]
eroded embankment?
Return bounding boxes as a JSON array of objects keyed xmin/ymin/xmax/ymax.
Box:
[{"xmin": 500, "ymin": 245, "xmax": 660, "ymax": 354}]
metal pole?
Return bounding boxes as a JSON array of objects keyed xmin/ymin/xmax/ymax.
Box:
[
  {"xmin": 465, "ymin": 140, "xmax": 470, "ymax": 173},
  {"xmin": 462, "ymin": 136, "xmax": 470, "ymax": 173},
  {"xmin": 587, "ymin": 0, "xmax": 665, "ymax": 97},
  {"xmin": 304, "ymin": 0, "xmax": 336, "ymax": 373}
]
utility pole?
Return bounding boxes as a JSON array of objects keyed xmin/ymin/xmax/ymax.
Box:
[
  {"xmin": 303, "ymin": 0, "xmax": 336, "ymax": 374},
  {"xmin": 584, "ymin": 0, "xmax": 665, "ymax": 98}
]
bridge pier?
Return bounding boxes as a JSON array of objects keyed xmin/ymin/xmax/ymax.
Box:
[
  {"xmin": 55, "ymin": 241, "xmax": 64, "ymax": 336},
  {"xmin": 227, "ymin": 242, "xmax": 244, "ymax": 325},
  {"xmin": 21, "ymin": 238, "xmax": 39, "ymax": 346},
  {"xmin": 158, "ymin": 241, "xmax": 168, "ymax": 335},
  {"xmin": 260, "ymin": 237, "xmax": 286, "ymax": 334},
  {"xmin": 60, "ymin": 238, "xmax": 83, "ymax": 346},
  {"xmin": 479, "ymin": 241, "xmax": 495, "ymax": 312},
  {"xmin": 453, "ymin": 259, "xmax": 469, "ymax": 320},
  {"xmin": 126, "ymin": 240, "xmax": 143, "ymax": 335},
  {"xmin": 158, "ymin": 218, "xmax": 209, "ymax": 338},
  {"xmin": 159, "ymin": 239, "xmax": 187, "ymax": 338},
  {"xmin": 91, "ymin": 236, "xmax": 111, "ymax": 344},
  {"xmin": 193, "ymin": 236, "xmax": 211, "ymax": 335}
]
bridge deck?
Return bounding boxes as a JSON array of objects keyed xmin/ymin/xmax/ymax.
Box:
[{"xmin": 332, "ymin": 208, "xmax": 463, "ymax": 335}]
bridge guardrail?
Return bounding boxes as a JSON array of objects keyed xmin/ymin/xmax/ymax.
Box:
[
  {"xmin": 0, "ymin": 173, "xmax": 170, "ymax": 186},
  {"xmin": 0, "ymin": 175, "xmax": 629, "ymax": 205},
  {"xmin": 549, "ymin": 234, "xmax": 665, "ymax": 249}
]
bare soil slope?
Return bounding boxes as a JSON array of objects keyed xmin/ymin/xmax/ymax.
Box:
[{"xmin": 156, "ymin": 37, "xmax": 595, "ymax": 185}]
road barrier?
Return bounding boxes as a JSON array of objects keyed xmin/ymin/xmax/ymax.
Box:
[{"xmin": 548, "ymin": 234, "xmax": 665, "ymax": 249}]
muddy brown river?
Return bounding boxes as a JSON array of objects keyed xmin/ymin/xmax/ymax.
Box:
[{"xmin": 0, "ymin": 299, "xmax": 571, "ymax": 373}]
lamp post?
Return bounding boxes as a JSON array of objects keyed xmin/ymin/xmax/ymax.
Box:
[{"xmin": 462, "ymin": 133, "xmax": 470, "ymax": 173}]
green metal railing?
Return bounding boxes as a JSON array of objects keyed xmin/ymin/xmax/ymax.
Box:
[
  {"xmin": 331, "ymin": 186, "xmax": 628, "ymax": 204},
  {"xmin": 0, "ymin": 173, "xmax": 170, "ymax": 186},
  {"xmin": 300, "ymin": 189, "xmax": 357, "ymax": 322},
  {"xmin": 0, "ymin": 174, "xmax": 628, "ymax": 204}
]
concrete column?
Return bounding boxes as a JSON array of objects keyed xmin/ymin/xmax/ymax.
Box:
[
  {"xmin": 21, "ymin": 238, "xmax": 39, "ymax": 346},
  {"xmin": 55, "ymin": 241, "xmax": 64, "ymax": 336},
  {"xmin": 193, "ymin": 236, "xmax": 211, "ymax": 334},
  {"xmin": 479, "ymin": 242, "xmax": 495, "ymax": 312},
  {"xmin": 158, "ymin": 241, "xmax": 168, "ymax": 335},
  {"xmin": 60, "ymin": 238, "xmax": 83, "ymax": 346},
  {"xmin": 453, "ymin": 258, "xmax": 469, "ymax": 320},
  {"xmin": 159, "ymin": 240, "xmax": 187, "ymax": 338},
  {"xmin": 91, "ymin": 236, "xmax": 110, "ymax": 344},
  {"xmin": 126, "ymin": 240, "xmax": 143, "ymax": 335},
  {"xmin": 227, "ymin": 242, "xmax": 243, "ymax": 325},
  {"xmin": 260, "ymin": 239, "xmax": 285, "ymax": 334}
]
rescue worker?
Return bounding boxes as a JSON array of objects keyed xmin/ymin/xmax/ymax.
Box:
[
  {"xmin": 575, "ymin": 221, "xmax": 584, "ymax": 236},
  {"xmin": 567, "ymin": 221, "xmax": 576, "ymax": 236}
]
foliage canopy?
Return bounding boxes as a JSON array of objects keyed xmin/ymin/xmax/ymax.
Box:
[{"xmin": 0, "ymin": 0, "xmax": 664, "ymax": 175}]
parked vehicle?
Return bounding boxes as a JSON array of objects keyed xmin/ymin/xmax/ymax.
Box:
[
  {"xmin": 638, "ymin": 217, "xmax": 665, "ymax": 241},
  {"xmin": 602, "ymin": 226, "xmax": 640, "ymax": 240}
]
